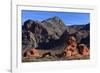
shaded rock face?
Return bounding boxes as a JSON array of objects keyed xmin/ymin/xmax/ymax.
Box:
[
  {"xmin": 22, "ymin": 16, "xmax": 90, "ymax": 51},
  {"xmin": 66, "ymin": 23, "xmax": 90, "ymax": 48},
  {"xmin": 22, "ymin": 20, "xmax": 49, "ymax": 49},
  {"xmin": 41, "ymin": 16, "xmax": 66, "ymax": 39},
  {"xmin": 22, "ymin": 16, "xmax": 69, "ymax": 50},
  {"xmin": 22, "ymin": 30, "xmax": 37, "ymax": 49}
]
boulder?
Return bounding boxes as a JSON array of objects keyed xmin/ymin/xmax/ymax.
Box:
[
  {"xmin": 23, "ymin": 48, "xmax": 40, "ymax": 58},
  {"xmin": 64, "ymin": 36, "xmax": 79, "ymax": 57},
  {"xmin": 78, "ymin": 44, "xmax": 90, "ymax": 56},
  {"xmin": 64, "ymin": 45, "xmax": 78, "ymax": 57}
]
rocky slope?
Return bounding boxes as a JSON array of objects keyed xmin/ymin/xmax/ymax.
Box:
[{"xmin": 22, "ymin": 16, "xmax": 90, "ymax": 50}]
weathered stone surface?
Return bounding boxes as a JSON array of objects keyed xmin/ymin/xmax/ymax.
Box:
[
  {"xmin": 22, "ymin": 16, "xmax": 90, "ymax": 62},
  {"xmin": 23, "ymin": 48, "xmax": 40, "ymax": 58},
  {"xmin": 64, "ymin": 36, "xmax": 79, "ymax": 57},
  {"xmin": 78, "ymin": 44, "xmax": 90, "ymax": 56}
]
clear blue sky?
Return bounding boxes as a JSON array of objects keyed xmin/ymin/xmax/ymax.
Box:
[{"xmin": 22, "ymin": 10, "xmax": 90, "ymax": 25}]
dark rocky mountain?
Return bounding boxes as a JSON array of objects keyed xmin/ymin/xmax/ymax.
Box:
[
  {"xmin": 41, "ymin": 16, "xmax": 66, "ymax": 39},
  {"xmin": 22, "ymin": 19, "xmax": 49, "ymax": 49},
  {"xmin": 22, "ymin": 16, "xmax": 90, "ymax": 50},
  {"xmin": 65, "ymin": 25, "xmax": 84, "ymax": 34},
  {"xmin": 65, "ymin": 23, "xmax": 90, "ymax": 45}
]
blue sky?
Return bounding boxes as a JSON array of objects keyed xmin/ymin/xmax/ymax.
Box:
[{"xmin": 22, "ymin": 10, "xmax": 90, "ymax": 26}]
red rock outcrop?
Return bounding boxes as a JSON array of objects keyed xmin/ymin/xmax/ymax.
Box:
[
  {"xmin": 64, "ymin": 36, "xmax": 79, "ymax": 57},
  {"xmin": 23, "ymin": 48, "xmax": 40, "ymax": 58},
  {"xmin": 78, "ymin": 44, "xmax": 89, "ymax": 56}
]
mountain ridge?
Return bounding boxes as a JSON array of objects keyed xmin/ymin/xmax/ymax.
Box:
[{"xmin": 22, "ymin": 16, "xmax": 90, "ymax": 50}]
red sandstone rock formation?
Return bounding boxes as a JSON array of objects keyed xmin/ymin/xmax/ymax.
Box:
[
  {"xmin": 23, "ymin": 48, "xmax": 40, "ymax": 58},
  {"xmin": 64, "ymin": 45, "xmax": 78, "ymax": 57},
  {"xmin": 78, "ymin": 44, "xmax": 90, "ymax": 56},
  {"xmin": 64, "ymin": 36, "xmax": 79, "ymax": 57}
]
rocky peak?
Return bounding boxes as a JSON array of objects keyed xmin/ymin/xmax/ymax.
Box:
[{"xmin": 22, "ymin": 16, "xmax": 90, "ymax": 50}]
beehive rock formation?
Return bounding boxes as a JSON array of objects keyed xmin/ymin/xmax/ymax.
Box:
[
  {"xmin": 64, "ymin": 36, "xmax": 79, "ymax": 57},
  {"xmin": 78, "ymin": 44, "xmax": 89, "ymax": 56}
]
